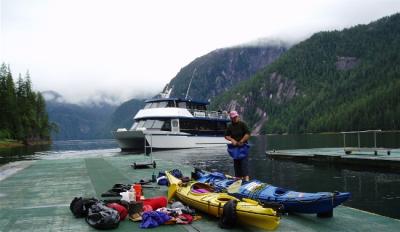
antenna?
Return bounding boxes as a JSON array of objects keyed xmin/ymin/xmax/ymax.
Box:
[{"xmin": 185, "ymin": 68, "xmax": 197, "ymax": 100}]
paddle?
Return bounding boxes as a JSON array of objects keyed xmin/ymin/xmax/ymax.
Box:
[{"xmin": 226, "ymin": 179, "xmax": 242, "ymax": 194}]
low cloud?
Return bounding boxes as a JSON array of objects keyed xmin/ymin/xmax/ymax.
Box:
[{"xmin": 2, "ymin": 0, "xmax": 400, "ymax": 104}]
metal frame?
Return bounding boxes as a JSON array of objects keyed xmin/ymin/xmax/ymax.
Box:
[{"xmin": 341, "ymin": 130, "xmax": 391, "ymax": 155}]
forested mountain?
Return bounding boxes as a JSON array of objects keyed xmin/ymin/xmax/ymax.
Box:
[
  {"xmin": 212, "ymin": 13, "xmax": 400, "ymax": 134},
  {"xmin": 44, "ymin": 91, "xmax": 117, "ymax": 140},
  {"xmin": 0, "ymin": 64, "xmax": 52, "ymax": 143},
  {"xmin": 98, "ymin": 98, "xmax": 146, "ymax": 138},
  {"xmin": 44, "ymin": 91, "xmax": 146, "ymax": 140},
  {"xmin": 164, "ymin": 44, "xmax": 288, "ymax": 101},
  {"xmin": 104, "ymin": 44, "xmax": 287, "ymax": 138},
  {"xmin": 43, "ymin": 13, "xmax": 400, "ymax": 139}
]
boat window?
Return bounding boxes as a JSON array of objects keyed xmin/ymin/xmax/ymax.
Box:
[
  {"xmin": 179, "ymin": 119, "xmax": 227, "ymax": 133},
  {"xmin": 178, "ymin": 102, "xmax": 187, "ymax": 108},
  {"xmin": 167, "ymin": 101, "xmax": 175, "ymax": 107},
  {"xmin": 144, "ymin": 103, "xmax": 152, "ymax": 109},
  {"xmin": 150, "ymin": 102, "xmax": 159, "ymax": 108},
  {"xmin": 158, "ymin": 101, "xmax": 168, "ymax": 108},
  {"xmin": 161, "ymin": 120, "xmax": 171, "ymax": 131},
  {"xmin": 180, "ymin": 119, "xmax": 196, "ymax": 130},
  {"xmin": 137, "ymin": 120, "xmax": 145, "ymax": 128},
  {"xmin": 197, "ymin": 105, "xmax": 207, "ymax": 111},
  {"xmin": 144, "ymin": 120, "xmax": 155, "ymax": 128},
  {"xmin": 152, "ymin": 120, "xmax": 164, "ymax": 129},
  {"xmin": 130, "ymin": 122, "xmax": 138, "ymax": 130}
]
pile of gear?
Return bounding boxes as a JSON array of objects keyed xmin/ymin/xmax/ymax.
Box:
[
  {"xmin": 70, "ymin": 170, "xmax": 199, "ymax": 230},
  {"xmin": 156, "ymin": 169, "xmax": 190, "ymax": 186},
  {"xmin": 70, "ymin": 197, "xmax": 123, "ymax": 230}
]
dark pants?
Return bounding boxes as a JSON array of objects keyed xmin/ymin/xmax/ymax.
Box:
[{"xmin": 233, "ymin": 157, "xmax": 248, "ymax": 177}]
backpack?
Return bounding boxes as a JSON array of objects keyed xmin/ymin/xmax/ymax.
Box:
[
  {"xmin": 70, "ymin": 197, "xmax": 99, "ymax": 218},
  {"xmin": 86, "ymin": 202, "xmax": 120, "ymax": 230},
  {"xmin": 218, "ymin": 199, "xmax": 238, "ymax": 229}
]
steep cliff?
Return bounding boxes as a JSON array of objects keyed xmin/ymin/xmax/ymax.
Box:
[
  {"xmin": 164, "ymin": 44, "xmax": 288, "ymax": 102},
  {"xmin": 212, "ymin": 14, "xmax": 400, "ymax": 134}
]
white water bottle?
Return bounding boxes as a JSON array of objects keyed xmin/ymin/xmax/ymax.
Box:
[{"xmin": 129, "ymin": 186, "xmax": 136, "ymax": 202}]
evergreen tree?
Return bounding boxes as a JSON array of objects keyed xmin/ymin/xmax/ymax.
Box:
[
  {"xmin": 5, "ymin": 67, "xmax": 19, "ymax": 138},
  {"xmin": 0, "ymin": 64, "xmax": 9, "ymax": 138},
  {"xmin": 0, "ymin": 63, "xmax": 52, "ymax": 142},
  {"xmin": 35, "ymin": 93, "xmax": 50, "ymax": 139}
]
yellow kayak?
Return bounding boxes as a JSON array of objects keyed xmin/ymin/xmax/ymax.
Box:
[{"xmin": 166, "ymin": 172, "xmax": 280, "ymax": 230}]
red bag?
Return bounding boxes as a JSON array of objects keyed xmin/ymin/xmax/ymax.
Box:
[
  {"xmin": 142, "ymin": 196, "xmax": 167, "ymax": 210},
  {"xmin": 107, "ymin": 203, "xmax": 128, "ymax": 220}
]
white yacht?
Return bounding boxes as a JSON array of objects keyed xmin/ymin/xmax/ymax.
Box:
[{"xmin": 112, "ymin": 98, "xmax": 230, "ymax": 151}]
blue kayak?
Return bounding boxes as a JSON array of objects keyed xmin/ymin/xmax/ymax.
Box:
[{"xmin": 194, "ymin": 169, "xmax": 351, "ymax": 217}]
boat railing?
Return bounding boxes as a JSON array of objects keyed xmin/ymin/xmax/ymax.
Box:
[{"xmin": 189, "ymin": 109, "xmax": 229, "ymax": 120}]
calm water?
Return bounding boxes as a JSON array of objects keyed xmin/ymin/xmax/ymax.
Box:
[{"xmin": 1, "ymin": 133, "xmax": 400, "ymax": 219}]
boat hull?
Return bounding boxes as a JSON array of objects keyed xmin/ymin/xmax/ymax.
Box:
[
  {"xmin": 145, "ymin": 133, "xmax": 228, "ymax": 149},
  {"xmin": 113, "ymin": 130, "xmax": 228, "ymax": 151},
  {"xmin": 112, "ymin": 130, "xmax": 146, "ymax": 151},
  {"xmin": 166, "ymin": 172, "xmax": 280, "ymax": 230}
]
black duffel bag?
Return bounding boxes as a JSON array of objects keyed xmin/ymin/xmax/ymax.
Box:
[
  {"xmin": 70, "ymin": 197, "xmax": 99, "ymax": 218},
  {"xmin": 219, "ymin": 199, "xmax": 238, "ymax": 229},
  {"xmin": 86, "ymin": 202, "xmax": 120, "ymax": 230}
]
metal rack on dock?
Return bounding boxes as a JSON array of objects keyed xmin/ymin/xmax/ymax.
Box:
[{"xmin": 341, "ymin": 130, "xmax": 391, "ymax": 155}]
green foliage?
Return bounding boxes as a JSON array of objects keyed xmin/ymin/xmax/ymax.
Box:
[
  {"xmin": 213, "ymin": 13, "xmax": 400, "ymax": 133},
  {"xmin": 0, "ymin": 63, "xmax": 52, "ymax": 141},
  {"xmin": 46, "ymin": 100, "xmax": 117, "ymax": 140}
]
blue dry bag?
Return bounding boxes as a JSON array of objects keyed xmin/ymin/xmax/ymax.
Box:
[{"xmin": 227, "ymin": 144, "xmax": 250, "ymax": 160}]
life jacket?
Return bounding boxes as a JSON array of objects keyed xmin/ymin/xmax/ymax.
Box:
[
  {"xmin": 171, "ymin": 169, "xmax": 183, "ymax": 178},
  {"xmin": 218, "ymin": 199, "xmax": 238, "ymax": 229}
]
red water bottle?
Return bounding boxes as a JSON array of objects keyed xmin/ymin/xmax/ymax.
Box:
[{"xmin": 134, "ymin": 184, "xmax": 142, "ymax": 201}]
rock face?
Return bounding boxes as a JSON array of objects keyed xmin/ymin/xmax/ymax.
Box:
[
  {"xmin": 223, "ymin": 72, "xmax": 299, "ymax": 135},
  {"xmin": 336, "ymin": 56, "xmax": 359, "ymax": 70},
  {"xmin": 164, "ymin": 45, "xmax": 288, "ymax": 102},
  {"xmin": 267, "ymin": 72, "xmax": 298, "ymax": 104}
]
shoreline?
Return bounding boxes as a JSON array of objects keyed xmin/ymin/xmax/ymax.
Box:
[
  {"xmin": 0, "ymin": 139, "xmax": 51, "ymax": 148},
  {"xmin": 0, "ymin": 140, "xmax": 24, "ymax": 148}
]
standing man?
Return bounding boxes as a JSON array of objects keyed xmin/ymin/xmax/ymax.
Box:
[{"xmin": 224, "ymin": 110, "xmax": 251, "ymax": 181}]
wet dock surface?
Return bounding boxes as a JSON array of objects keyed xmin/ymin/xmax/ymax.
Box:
[
  {"xmin": 266, "ymin": 148, "xmax": 400, "ymax": 171},
  {"xmin": 1, "ymin": 154, "xmax": 400, "ymax": 231}
]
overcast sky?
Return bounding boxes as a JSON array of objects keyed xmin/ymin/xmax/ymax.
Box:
[{"xmin": 1, "ymin": 0, "xmax": 400, "ymax": 104}]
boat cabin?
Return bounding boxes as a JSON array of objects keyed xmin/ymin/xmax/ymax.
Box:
[{"xmin": 131, "ymin": 98, "xmax": 229, "ymax": 136}]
